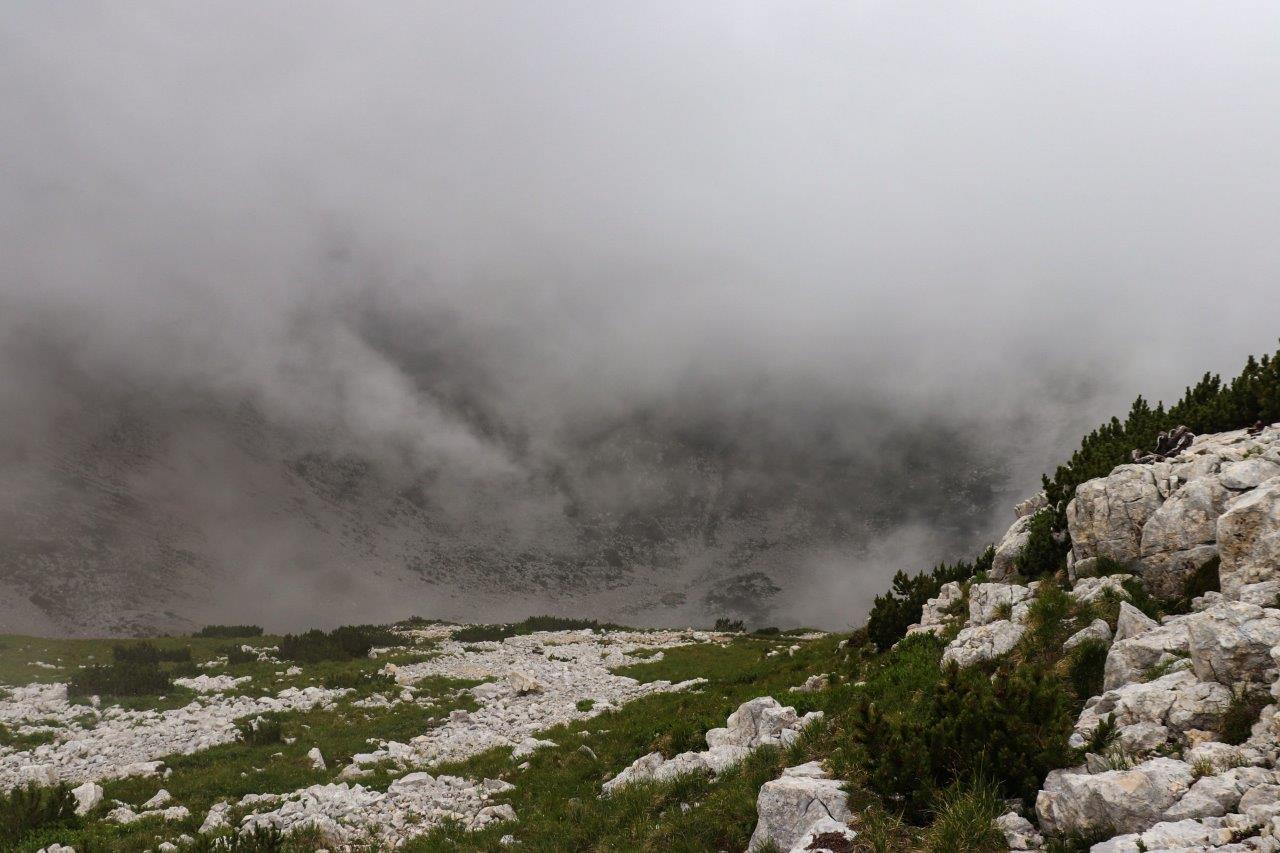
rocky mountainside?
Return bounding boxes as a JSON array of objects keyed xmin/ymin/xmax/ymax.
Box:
[
  {"xmin": 3, "ymin": 422, "xmax": 1280, "ymax": 852},
  {"xmin": 0, "ymin": 373, "xmax": 1007, "ymax": 637},
  {"xmin": 926, "ymin": 422, "xmax": 1280, "ymax": 851}
]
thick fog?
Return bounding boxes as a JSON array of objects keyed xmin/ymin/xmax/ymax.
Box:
[{"xmin": 2, "ymin": 3, "xmax": 1279, "ymax": 633}]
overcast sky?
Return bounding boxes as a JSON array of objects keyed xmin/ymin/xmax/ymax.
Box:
[{"xmin": 2, "ymin": 4, "xmax": 1279, "ymax": 618}]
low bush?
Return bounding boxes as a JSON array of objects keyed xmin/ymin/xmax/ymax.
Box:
[
  {"xmin": 453, "ymin": 615, "xmax": 625, "ymax": 643},
  {"xmin": 321, "ymin": 670, "xmax": 395, "ymax": 691},
  {"xmin": 237, "ymin": 715, "xmax": 283, "ymax": 746},
  {"xmin": 112, "ymin": 641, "xmax": 192, "ymax": 664},
  {"xmin": 0, "ymin": 782, "xmax": 79, "ymax": 847},
  {"xmin": 713, "ymin": 618, "xmax": 745, "ymax": 632},
  {"xmin": 839, "ymin": 658, "xmax": 1074, "ymax": 820},
  {"xmin": 1065, "ymin": 639, "xmax": 1108, "ymax": 701},
  {"xmin": 278, "ymin": 625, "xmax": 400, "ymax": 663},
  {"xmin": 1222, "ymin": 687, "xmax": 1269, "ymax": 745},
  {"xmin": 921, "ymin": 777, "xmax": 1007, "ymax": 853},
  {"xmin": 67, "ymin": 661, "xmax": 173, "ymax": 699},
  {"xmin": 866, "ymin": 549, "xmax": 992, "ymax": 652},
  {"xmin": 194, "ymin": 624, "xmax": 264, "ymax": 638},
  {"xmin": 1016, "ymin": 511, "xmax": 1065, "ymax": 579},
  {"xmin": 223, "ymin": 645, "xmax": 258, "ymax": 665}
]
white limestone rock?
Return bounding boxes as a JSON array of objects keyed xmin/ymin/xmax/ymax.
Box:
[
  {"xmin": 70, "ymin": 780, "xmax": 103, "ymax": 815},
  {"xmin": 1071, "ymin": 574, "xmax": 1134, "ymax": 605},
  {"xmin": 1072, "ymin": 670, "xmax": 1231, "ymax": 749},
  {"xmin": 746, "ymin": 762, "xmax": 853, "ymax": 853},
  {"xmin": 1184, "ymin": 600, "xmax": 1280, "ymax": 686},
  {"xmin": 941, "ymin": 620, "xmax": 1025, "ymax": 668},
  {"xmin": 995, "ymin": 811, "xmax": 1043, "ymax": 850},
  {"xmin": 1067, "ymin": 465, "xmax": 1166, "ymax": 566},
  {"xmin": 1218, "ymin": 477, "xmax": 1280, "ymax": 597},
  {"xmin": 1162, "ymin": 766, "xmax": 1275, "ymax": 821},
  {"xmin": 1104, "ymin": 612, "xmax": 1191, "ymax": 690},
  {"xmin": 1063, "ymin": 618, "xmax": 1112, "ymax": 652},
  {"xmin": 1035, "ymin": 757, "xmax": 1195, "ymax": 836},
  {"xmin": 968, "ymin": 582, "xmax": 1035, "ymax": 627},
  {"xmin": 992, "ymin": 514, "xmax": 1035, "ymax": 580}
]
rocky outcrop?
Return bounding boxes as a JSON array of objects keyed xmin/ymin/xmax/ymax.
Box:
[
  {"xmin": 1218, "ymin": 477, "xmax": 1280, "ymax": 597},
  {"xmin": 746, "ymin": 762, "xmax": 854, "ymax": 853},
  {"xmin": 1067, "ymin": 465, "xmax": 1166, "ymax": 565},
  {"xmin": 1036, "ymin": 757, "xmax": 1195, "ymax": 836},
  {"xmin": 992, "ymin": 514, "xmax": 1036, "ymax": 580},
  {"xmin": 941, "ymin": 619, "xmax": 1025, "ymax": 668},
  {"xmin": 906, "ymin": 581, "xmax": 963, "ymax": 636},
  {"xmin": 603, "ymin": 697, "xmax": 822, "ymax": 794},
  {"xmin": 1063, "ymin": 618, "xmax": 1111, "ymax": 651},
  {"xmin": 968, "ymin": 582, "xmax": 1036, "ymax": 626},
  {"xmin": 1065, "ymin": 429, "xmax": 1280, "ymax": 599},
  {"xmin": 1185, "ymin": 600, "xmax": 1280, "ymax": 686}
]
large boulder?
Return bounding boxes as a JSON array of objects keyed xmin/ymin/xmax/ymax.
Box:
[
  {"xmin": 968, "ymin": 582, "xmax": 1035, "ymax": 626},
  {"xmin": 1067, "ymin": 465, "xmax": 1166, "ymax": 565},
  {"xmin": 1137, "ymin": 545, "xmax": 1219, "ymax": 601},
  {"xmin": 1217, "ymin": 477, "xmax": 1280, "ymax": 596},
  {"xmin": 1140, "ymin": 476, "xmax": 1231, "ymax": 558},
  {"xmin": 747, "ymin": 762, "xmax": 853, "ymax": 853},
  {"xmin": 907, "ymin": 581, "xmax": 963, "ymax": 636},
  {"xmin": 1220, "ymin": 458, "xmax": 1280, "ymax": 490},
  {"xmin": 1073, "ymin": 669, "xmax": 1231, "ymax": 747},
  {"xmin": 991, "ymin": 515, "xmax": 1034, "ymax": 581},
  {"xmin": 1184, "ymin": 600, "xmax": 1280, "ymax": 686},
  {"xmin": 1103, "ymin": 611, "xmax": 1190, "ymax": 691},
  {"xmin": 1035, "ymin": 757, "xmax": 1195, "ymax": 836},
  {"xmin": 941, "ymin": 620, "xmax": 1025, "ymax": 668}
]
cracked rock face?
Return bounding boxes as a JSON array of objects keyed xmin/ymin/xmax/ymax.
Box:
[
  {"xmin": 1036, "ymin": 757, "xmax": 1195, "ymax": 836},
  {"xmin": 1185, "ymin": 601, "xmax": 1280, "ymax": 686},
  {"xmin": 746, "ymin": 762, "xmax": 853, "ymax": 853},
  {"xmin": 1218, "ymin": 477, "xmax": 1280, "ymax": 597},
  {"xmin": 1063, "ymin": 429, "xmax": 1280, "ymax": 599},
  {"xmin": 941, "ymin": 619, "xmax": 1026, "ymax": 668},
  {"xmin": 1067, "ymin": 465, "xmax": 1166, "ymax": 566},
  {"xmin": 603, "ymin": 696, "xmax": 823, "ymax": 794}
]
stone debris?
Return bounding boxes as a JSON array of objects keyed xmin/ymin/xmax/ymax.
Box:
[
  {"xmin": 350, "ymin": 628, "xmax": 711, "ymax": 770},
  {"xmin": 0, "ymin": 682, "xmax": 348, "ymax": 788},
  {"xmin": 173, "ymin": 674, "xmax": 252, "ymax": 693},
  {"xmin": 603, "ymin": 697, "xmax": 823, "ymax": 794},
  {"xmin": 788, "ymin": 673, "xmax": 829, "ymax": 693},
  {"xmin": 239, "ymin": 773, "xmax": 515, "ymax": 845}
]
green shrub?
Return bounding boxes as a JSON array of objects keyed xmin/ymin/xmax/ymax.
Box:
[
  {"xmin": 112, "ymin": 641, "xmax": 192, "ymax": 664},
  {"xmin": 237, "ymin": 715, "xmax": 284, "ymax": 746},
  {"xmin": 1042, "ymin": 346, "xmax": 1280, "ymax": 535},
  {"xmin": 278, "ymin": 625, "xmax": 400, "ymax": 663},
  {"xmin": 1065, "ymin": 639, "xmax": 1108, "ymax": 701},
  {"xmin": 752, "ymin": 626, "xmax": 781, "ymax": 636},
  {"xmin": 453, "ymin": 615, "xmax": 625, "ymax": 643},
  {"xmin": 67, "ymin": 661, "xmax": 173, "ymax": 699},
  {"xmin": 224, "ymin": 645, "xmax": 258, "ymax": 665},
  {"xmin": 1221, "ymin": 688, "xmax": 1269, "ymax": 745},
  {"xmin": 168, "ymin": 659, "xmax": 201, "ymax": 678},
  {"xmin": 321, "ymin": 670, "xmax": 395, "ymax": 690},
  {"xmin": 866, "ymin": 549, "xmax": 992, "ymax": 651},
  {"xmin": 1016, "ymin": 511, "xmax": 1065, "ymax": 579},
  {"xmin": 1092, "ymin": 557, "xmax": 1134, "ymax": 577},
  {"xmin": 0, "ymin": 783, "xmax": 79, "ymax": 847},
  {"xmin": 841, "ymin": 659, "xmax": 1074, "ymax": 819},
  {"xmin": 1120, "ymin": 578, "xmax": 1161, "ymax": 621},
  {"xmin": 195, "ymin": 624, "xmax": 265, "ymax": 638},
  {"xmin": 576, "ymin": 699, "xmax": 596, "ymax": 712},
  {"xmin": 714, "ymin": 618, "xmax": 745, "ymax": 632},
  {"xmin": 922, "ymin": 777, "xmax": 1007, "ymax": 853}
]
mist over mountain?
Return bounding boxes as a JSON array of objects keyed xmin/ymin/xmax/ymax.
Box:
[{"xmin": 3, "ymin": 3, "xmax": 1280, "ymax": 635}]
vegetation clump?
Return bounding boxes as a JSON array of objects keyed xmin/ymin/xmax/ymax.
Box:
[
  {"xmin": 866, "ymin": 549, "xmax": 993, "ymax": 651},
  {"xmin": 0, "ymin": 782, "xmax": 80, "ymax": 848},
  {"xmin": 195, "ymin": 624, "xmax": 265, "ymax": 638},
  {"xmin": 112, "ymin": 641, "xmax": 192, "ymax": 664},
  {"xmin": 453, "ymin": 615, "xmax": 625, "ymax": 643},
  {"xmin": 278, "ymin": 625, "xmax": 401, "ymax": 663},
  {"xmin": 67, "ymin": 660, "xmax": 173, "ymax": 699}
]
